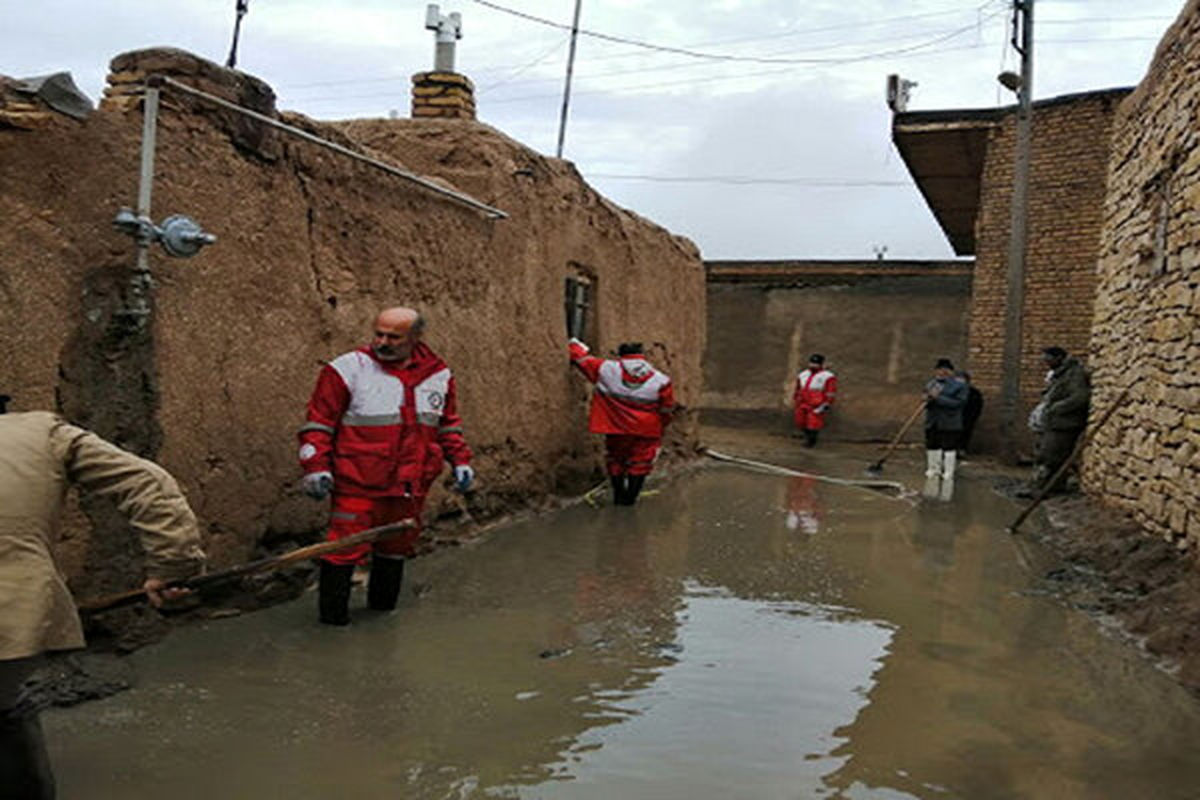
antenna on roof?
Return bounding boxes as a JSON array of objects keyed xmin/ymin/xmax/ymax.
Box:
[{"xmin": 225, "ymin": 0, "xmax": 250, "ymax": 69}]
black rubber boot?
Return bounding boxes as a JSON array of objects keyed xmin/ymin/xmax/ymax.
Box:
[
  {"xmin": 367, "ymin": 557, "xmax": 405, "ymax": 611},
  {"xmin": 803, "ymin": 429, "xmax": 818, "ymax": 448},
  {"xmin": 610, "ymin": 475, "xmax": 629, "ymax": 506},
  {"xmin": 0, "ymin": 709, "xmax": 56, "ymax": 800},
  {"xmin": 625, "ymin": 475, "xmax": 647, "ymax": 505},
  {"xmin": 318, "ymin": 561, "xmax": 354, "ymax": 626}
]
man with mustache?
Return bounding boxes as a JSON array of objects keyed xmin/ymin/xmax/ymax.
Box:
[{"xmin": 298, "ymin": 307, "xmax": 473, "ymax": 625}]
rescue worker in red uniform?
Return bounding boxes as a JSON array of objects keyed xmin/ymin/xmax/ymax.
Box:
[
  {"xmin": 793, "ymin": 353, "xmax": 837, "ymax": 447},
  {"xmin": 569, "ymin": 339, "xmax": 675, "ymax": 506},
  {"xmin": 299, "ymin": 307, "xmax": 473, "ymax": 625}
]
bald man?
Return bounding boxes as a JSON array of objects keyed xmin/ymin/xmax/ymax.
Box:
[{"xmin": 298, "ymin": 308, "xmax": 473, "ymax": 625}]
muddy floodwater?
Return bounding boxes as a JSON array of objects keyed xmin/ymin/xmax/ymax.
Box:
[{"xmin": 45, "ymin": 440, "xmax": 1200, "ymax": 799}]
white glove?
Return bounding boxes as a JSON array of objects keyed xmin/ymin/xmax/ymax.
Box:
[
  {"xmin": 302, "ymin": 471, "xmax": 333, "ymax": 500},
  {"xmin": 453, "ymin": 464, "xmax": 474, "ymax": 493},
  {"xmin": 815, "ymin": 404, "xmax": 830, "ymax": 414}
]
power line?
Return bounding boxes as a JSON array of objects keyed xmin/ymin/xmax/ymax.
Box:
[
  {"xmin": 477, "ymin": 35, "xmax": 568, "ymax": 95},
  {"xmin": 288, "ymin": 14, "xmax": 1005, "ymax": 99},
  {"xmin": 277, "ymin": 2, "xmax": 1001, "ymax": 91},
  {"xmin": 585, "ymin": 174, "xmax": 912, "ymax": 187},
  {"xmin": 476, "ymin": 19, "xmax": 1009, "ymax": 93},
  {"xmin": 273, "ymin": 7, "xmax": 1169, "ymax": 94},
  {"xmin": 545, "ymin": 2, "xmax": 1003, "ymax": 63},
  {"xmin": 1038, "ymin": 15, "xmax": 1173, "ymax": 24},
  {"xmin": 470, "ymin": 0, "xmax": 1005, "ymax": 66}
]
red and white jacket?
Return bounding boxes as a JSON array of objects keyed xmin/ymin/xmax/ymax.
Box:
[
  {"xmin": 569, "ymin": 340, "xmax": 675, "ymax": 438},
  {"xmin": 298, "ymin": 343, "xmax": 471, "ymax": 498},
  {"xmin": 794, "ymin": 368, "xmax": 837, "ymax": 412}
]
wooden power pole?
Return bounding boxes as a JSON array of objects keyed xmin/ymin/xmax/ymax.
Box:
[{"xmin": 556, "ymin": 0, "xmax": 583, "ymax": 158}]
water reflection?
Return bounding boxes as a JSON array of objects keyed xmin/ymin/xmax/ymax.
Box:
[
  {"xmin": 43, "ymin": 456, "xmax": 1200, "ymax": 800},
  {"xmin": 785, "ymin": 474, "xmax": 823, "ymax": 535}
]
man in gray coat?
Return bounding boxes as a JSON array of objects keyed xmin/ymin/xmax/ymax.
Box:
[
  {"xmin": 1033, "ymin": 346, "xmax": 1091, "ymax": 492},
  {"xmin": 924, "ymin": 358, "xmax": 968, "ymax": 480}
]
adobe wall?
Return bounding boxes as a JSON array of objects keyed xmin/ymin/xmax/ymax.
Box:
[
  {"xmin": 703, "ymin": 262, "xmax": 972, "ymax": 441},
  {"xmin": 967, "ymin": 90, "xmax": 1127, "ymax": 453},
  {"xmin": 1083, "ymin": 0, "xmax": 1200, "ymax": 551},
  {"xmin": 0, "ymin": 49, "xmax": 705, "ymax": 600}
]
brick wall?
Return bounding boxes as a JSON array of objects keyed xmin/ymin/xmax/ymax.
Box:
[
  {"xmin": 1084, "ymin": 0, "xmax": 1200, "ymax": 550},
  {"xmin": 967, "ymin": 91, "xmax": 1127, "ymax": 453},
  {"xmin": 703, "ymin": 261, "xmax": 972, "ymax": 440}
]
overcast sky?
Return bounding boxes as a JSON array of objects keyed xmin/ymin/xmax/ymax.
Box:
[{"xmin": 3, "ymin": 0, "xmax": 1185, "ymax": 259}]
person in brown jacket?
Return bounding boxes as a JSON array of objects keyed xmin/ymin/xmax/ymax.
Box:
[{"xmin": 0, "ymin": 409, "xmax": 206, "ymax": 800}]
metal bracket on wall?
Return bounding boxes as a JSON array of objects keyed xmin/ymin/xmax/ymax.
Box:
[
  {"xmin": 112, "ymin": 85, "xmax": 218, "ymax": 326},
  {"xmin": 112, "ymin": 72, "xmax": 506, "ymax": 326}
]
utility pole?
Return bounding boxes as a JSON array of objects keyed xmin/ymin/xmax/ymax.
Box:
[
  {"xmin": 556, "ymin": 0, "xmax": 583, "ymax": 159},
  {"xmin": 999, "ymin": 0, "xmax": 1034, "ymax": 464},
  {"xmin": 225, "ymin": 0, "xmax": 249, "ymax": 69}
]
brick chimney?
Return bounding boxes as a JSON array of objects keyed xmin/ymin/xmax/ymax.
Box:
[{"xmin": 411, "ymin": 71, "xmax": 476, "ymax": 120}]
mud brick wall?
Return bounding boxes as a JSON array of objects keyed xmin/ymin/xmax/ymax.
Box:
[
  {"xmin": 703, "ymin": 262, "xmax": 972, "ymax": 441},
  {"xmin": 966, "ymin": 91, "xmax": 1127, "ymax": 454},
  {"xmin": 1083, "ymin": 1, "xmax": 1200, "ymax": 551},
  {"xmin": 0, "ymin": 48, "xmax": 704, "ymax": 600}
]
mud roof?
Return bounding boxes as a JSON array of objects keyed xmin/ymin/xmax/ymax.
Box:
[{"xmin": 891, "ymin": 87, "xmax": 1131, "ymax": 256}]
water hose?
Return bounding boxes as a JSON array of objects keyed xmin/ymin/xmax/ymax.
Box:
[{"xmin": 702, "ymin": 448, "xmax": 915, "ymax": 503}]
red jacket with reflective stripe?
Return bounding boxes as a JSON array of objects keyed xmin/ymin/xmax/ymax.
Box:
[
  {"xmin": 298, "ymin": 343, "xmax": 471, "ymax": 498},
  {"xmin": 569, "ymin": 340, "xmax": 675, "ymax": 438},
  {"xmin": 793, "ymin": 368, "xmax": 837, "ymax": 411}
]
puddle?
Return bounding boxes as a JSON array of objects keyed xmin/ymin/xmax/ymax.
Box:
[{"xmin": 44, "ymin": 441, "xmax": 1200, "ymax": 799}]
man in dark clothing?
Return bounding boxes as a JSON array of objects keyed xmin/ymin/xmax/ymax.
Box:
[
  {"xmin": 924, "ymin": 358, "xmax": 967, "ymax": 481},
  {"xmin": 1033, "ymin": 346, "xmax": 1091, "ymax": 492},
  {"xmin": 956, "ymin": 371, "xmax": 984, "ymax": 455}
]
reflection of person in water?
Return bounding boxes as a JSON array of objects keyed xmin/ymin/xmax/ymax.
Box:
[{"xmin": 784, "ymin": 475, "xmax": 822, "ymax": 535}]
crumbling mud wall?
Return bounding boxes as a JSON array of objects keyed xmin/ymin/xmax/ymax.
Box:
[
  {"xmin": 702, "ymin": 261, "xmax": 971, "ymax": 441},
  {"xmin": 0, "ymin": 49, "xmax": 705, "ymax": 601},
  {"xmin": 1084, "ymin": 0, "xmax": 1200, "ymax": 552}
]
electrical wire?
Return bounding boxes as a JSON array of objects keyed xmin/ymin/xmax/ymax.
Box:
[
  {"xmin": 476, "ymin": 35, "xmax": 569, "ymax": 95},
  {"xmin": 292, "ymin": 23, "xmax": 1021, "ymax": 108},
  {"xmin": 470, "ymin": 0, "xmax": 1006, "ymax": 66},
  {"xmin": 465, "ymin": 17, "xmax": 1010, "ymax": 93},
  {"xmin": 546, "ymin": 1, "xmax": 1004, "ymax": 64},
  {"xmin": 277, "ymin": 2, "xmax": 1003, "ymax": 92},
  {"xmin": 584, "ymin": 174, "xmax": 911, "ymax": 187}
]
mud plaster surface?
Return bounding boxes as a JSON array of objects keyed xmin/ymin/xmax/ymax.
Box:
[{"xmin": 1021, "ymin": 492, "xmax": 1200, "ymax": 695}]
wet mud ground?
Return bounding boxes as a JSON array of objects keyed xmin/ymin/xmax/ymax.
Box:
[{"xmin": 45, "ymin": 427, "xmax": 1200, "ymax": 799}]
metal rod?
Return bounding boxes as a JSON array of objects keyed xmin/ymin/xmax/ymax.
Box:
[
  {"xmin": 123, "ymin": 86, "xmax": 161, "ymax": 324},
  {"xmin": 137, "ymin": 87, "xmax": 159, "ymax": 223},
  {"xmin": 1008, "ymin": 383, "xmax": 1130, "ymax": 533},
  {"xmin": 226, "ymin": 0, "xmax": 249, "ymax": 69},
  {"xmin": 555, "ymin": 0, "xmax": 583, "ymax": 159},
  {"xmin": 999, "ymin": 0, "xmax": 1034, "ymax": 464},
  {"xmin": 155, "ymin": 76, "xmax": 508, "ymax": 219}
]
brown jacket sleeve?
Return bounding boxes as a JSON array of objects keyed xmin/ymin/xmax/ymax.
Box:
[{"xmin": 50, "ymin": 422, "xmax": 206, "ymax": 582}]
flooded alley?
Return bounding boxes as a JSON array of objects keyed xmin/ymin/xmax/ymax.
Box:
[{"xmin": 45, "ymin": 438, "xmax": 1200, "ymax": 800}]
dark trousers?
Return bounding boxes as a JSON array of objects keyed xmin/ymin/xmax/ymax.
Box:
[
  {"xmin": 1036, "ymin": 427, "xmax": 1083, "ymax": 490},
  {"xmin": 0, "ymin": 657, "xmax": 55, "ymax": 800},
  {"xmin": 924, "ymin": 428, "xmax": 960, "ymax": 450}
]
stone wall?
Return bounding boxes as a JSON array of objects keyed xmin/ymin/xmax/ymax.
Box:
[
  {"xmin": 703, "ymin": 261, "xmax": 972, "ymax": 441},
  {"xmin": 0, "ymin": 49, "xmax": 705, "ymax": 600},
  {"xmin": 967, "ymin": 90, "xmax": 1127, "ymax": 454},
  {"xmin": 1084, "ymin": 0, "xmax": 1200, "ymax": 551}
]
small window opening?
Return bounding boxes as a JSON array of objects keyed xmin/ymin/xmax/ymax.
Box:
[{"xmin": 564, "ymin": 274, "xmax": 593, "ymax": 344}]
